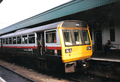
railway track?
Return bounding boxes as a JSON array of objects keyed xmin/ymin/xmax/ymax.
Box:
[
  {"xmin": 64, "ymin": 72, "xmax": 120, "ymax": 82},
  {"xmin": 0, "ymin": 59, "xmax": 120, "ymax": 82},
  {"xmin": 0, "ymin": 64, "xmax": 35, "ymax": 82},
  {"xmin": 63, "ymin": 60, "xmax": 120, "ymax": 82}
]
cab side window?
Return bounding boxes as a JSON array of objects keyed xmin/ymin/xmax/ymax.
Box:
[{"xmin": 46, "ymin": 30, "xmax": 56, "ymax": 43}]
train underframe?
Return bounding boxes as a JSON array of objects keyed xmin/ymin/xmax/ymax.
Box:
[
  {"xmin": 64, "ymin": 59, "xmax": 89, "ymax": 73},
  {"xmin": 0, "ymin": 49, "xmax": 89, "ymax": 73}
]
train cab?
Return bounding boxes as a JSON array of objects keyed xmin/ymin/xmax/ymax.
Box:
[
  {"xmin": 43, "ymin": 20, "xmax": 92, "ymax": 72},
  {"xmin": 58, "ymin": 20, "xmax": 92, "ymax": 72}
]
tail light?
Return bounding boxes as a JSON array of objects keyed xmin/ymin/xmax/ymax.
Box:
[{"xmin": 54, "ymin": 49, "xmax": 57, "ymax": 54}]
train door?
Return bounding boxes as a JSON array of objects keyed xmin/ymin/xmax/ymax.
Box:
[
  {"xmin": 94, "ymin": 30, "xmax": 102, "ymax": 51},
  {"xmin": 0, "ymin": 39, "xmax": 2, "ymax": 53},
  {"xmin": 37, "ymin": 32, "xmax": 45, "ymax": 57},
  {"xmin": 37, "ymin": 32, "xmax": 47, "ymax": 69},
  {"xmin": 0, "ymin": 39, "xmax": 3, "ymax": 57}
]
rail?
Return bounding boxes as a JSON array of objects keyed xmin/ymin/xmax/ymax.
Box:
[{"xmin": 0, "ymin": 64, "xmax": 35, "ymax": 82}]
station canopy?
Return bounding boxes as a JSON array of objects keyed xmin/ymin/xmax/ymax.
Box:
[
  {"xmin": 0, "ymin": 0, "xmax": 3, "ymax": 3},
  {"xmin": 0, "ymin": 0, "xmax": 119, "ymax": 35}
]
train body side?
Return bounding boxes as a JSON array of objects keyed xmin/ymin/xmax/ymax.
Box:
[
  {"xmin": 0, "ymin": 20, "xmax": 92, "ymax": 73},
  {"xmin": 44, "ymin": 29, "xmax": 62, "ymax": 62}
]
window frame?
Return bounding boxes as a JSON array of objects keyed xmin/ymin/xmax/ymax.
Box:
[
  {"xmin": 28, "ymin": 33, "xmax": 35, "ymax": 44},
  {"xmin": 3, "ymin": 38, "xmax": 6, "ymax": 44},
  {"xmin": 17, "ymin": 36, "xmax": 21, "ymax": 44},
  {"xmin": 62, "ymin": 29, "xmax": 90, "ymax": 47},
  {"xmin": 13, "ymin": 37, "xmax": 17, "ymax": 44},
  {"xmin": 22, "ymin": 35, "xmax": 28, "ymax": 44},
  {"xmin": 45, "ymin": 30, "xmax": 56, "ymax": 43},
  {"xmin": 0, "ymin": 38, "xmax": 1, "ymax": 46},
  {"xmin": 9, "ymin": 37, "xmax": 12, "ymax": 44},
  {"xmin": 6, "ymin": 38, "xmax": 8, "ymax": 44}
]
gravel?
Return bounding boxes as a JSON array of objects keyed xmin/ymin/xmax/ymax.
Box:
[{"xmin": 0, "ymin": 60, "xmax": 70, "ymax": 82}]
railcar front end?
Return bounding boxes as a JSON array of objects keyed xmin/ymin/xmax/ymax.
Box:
[{"xmin": 58, "ymin": 20, "xmax": 92, "ymax": 73}]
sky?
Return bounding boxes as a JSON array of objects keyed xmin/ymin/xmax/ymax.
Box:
[{"xmin": 0, "ymin": 0, "xmax": 72, "ymax": 30}]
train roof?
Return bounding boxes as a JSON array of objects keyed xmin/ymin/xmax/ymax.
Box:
[
  {"xmin": 0, "ymin": 20, "xmax": 87, "ymax": 38},
  {"xmin": 0, "ymin": 21, "xmax": 63, "ymax": 38}
]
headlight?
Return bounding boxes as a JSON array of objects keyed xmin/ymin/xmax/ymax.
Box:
[
  {"xmin": 87, "ymin": 46, "xmax": 91, "ymax": 50},
  {"xmin": 65, "ymin": 48, "xmax": 72, "ymax": 53}
]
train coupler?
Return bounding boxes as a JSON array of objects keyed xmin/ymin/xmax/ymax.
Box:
[
  {"xmin": 77, "ymin": 59, "xmax": 89, "ymax": 69},
  {"xmin": 65, "ymin": 61, "xmax": 76, "ymax": 73},
  {"xmin": 82, "ymin": 59, "xmax": 87, "ymax": 67}
]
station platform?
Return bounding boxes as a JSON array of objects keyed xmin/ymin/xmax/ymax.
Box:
[{"xmin": 89, "ymin": 50, "xmax": 120, "ymax": 62}]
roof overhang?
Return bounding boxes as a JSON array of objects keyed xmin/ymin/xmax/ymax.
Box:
[
  {"xmin": 0, "ymin": 0, "xmax": 3, "ymax": 3},
  {"xmin": 0, "ymin": 0, "xmax": 119, "ymax": 35}
]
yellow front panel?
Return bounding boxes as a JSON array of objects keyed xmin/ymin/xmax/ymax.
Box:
[
  {"xmin": 58, "ymin": 26, "xmax": 92, "ymax": 63},
  {"xmin": 62, "ymin": 45, "xmax": 92, "ymax": 63}
]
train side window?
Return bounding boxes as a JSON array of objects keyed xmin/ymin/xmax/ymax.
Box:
[
  {"xmin": 17, "ymin": 36, "xmax": 21, "ymax": 44},
  {"xmin": 6, "ymin": 38, "xmax": 8, "ymax": 44},
  {"xmin": 13, "ymin": 37, "xmax": 16, "ymax": 44},
  {"xmin": 28, "ymin": 34, "xmax": 35, "ymax": 44},
  {"xmin": 22, "ymin": 35, "xmax": 27, "ymax": 44},
  {"xmin": 46, "ymin": 30, "xmax": 56, "ymax": 43},
  {"xmin": 9, "ymin": 37, "xmax": 12, "ymax": 44},
  {"xmin": 3, "ymin": 39, "xmax": 6, "ymax": 44}
]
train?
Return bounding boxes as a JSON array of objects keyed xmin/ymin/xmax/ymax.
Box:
[{"xmin": 0, "ymin": 20, "xmax": 92, "ymax": 73}]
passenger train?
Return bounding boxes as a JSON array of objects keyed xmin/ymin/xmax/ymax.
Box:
[{"xmin": 0, "ymin": 20, "xmax": 92, "ymax": 73}]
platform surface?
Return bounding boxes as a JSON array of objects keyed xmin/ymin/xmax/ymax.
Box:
[{"xmin": 89, "ymin": 50, "xmax": 120, "ymax": 62}]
